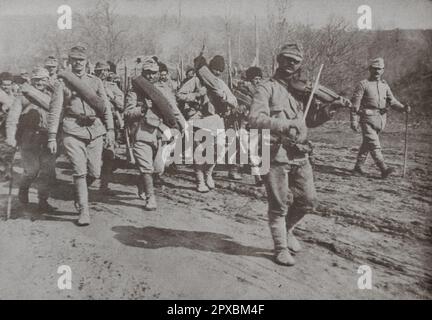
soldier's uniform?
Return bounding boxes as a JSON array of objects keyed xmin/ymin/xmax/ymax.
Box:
[
  {"xmin": 233, "ymin": 67, "xmax": 264, "ymax": 185},
  {"xmin": 44, "ymin": 56, "xmax": 58, "ymax": 90},
  {"xmin": 351, "ymin": 58, "xmax": 408, "ymax": 178},
  {"xmin": 94, "ymin": 61, "xmax": 125, "ymax": 193},
  {"xmin": 0, "ymin": 79, "xmax": 17, "ymax": 176},
  {"xmin": 249, "ymin": 44, "xmax": 337, "ymax": 266},
  {"xmin": 47, "ymin": 46, "xmax": 114, "ymax": 225},
  {"xmin": 6, "ymin": 67, "xmax": 56, "ymax": 211},
  {"xmin": 195, "ymin": 55, "xmax": 241, "ymax": 184},
  {"xmin": 124, "ymin": 56, "xmax": 184, "ymax": 210},
  {"xmin": 176, "ymin": 73, "xmax": 222, "ymax": 192}
]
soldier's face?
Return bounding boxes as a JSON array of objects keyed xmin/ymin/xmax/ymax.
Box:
[
  {"xmin": 370, "ymin": 67, "xmax": 384, "ymax": 79},
  {"xmin": 45, "ymin": 66, "xmax": 57, "ymax": 76},
  {"xmin": 31, "ymin": 78, "xmax": 48, "ymax": 90},
  {"xmin": 69, "ymin": 57, "xmax": 87, "ymax": 73},
  {"xmin": 95, "ymin": 69, "xmax": 109, "ymax": 80},
  {"xmin": 1, "ymin": 82, "xmax": 12, "ymax": 93},
  {"xmin": 251, "ymin": 76, "xmax": 262, "ymax": 86},
  {"xmin": 278, "ymin": 55, "xmax": 302, "ymax": 75},
  {"xmin": 160, "ymin": 71, "xmax": 168, "ymax": 82},
  {"xmin": 186, "ymin": 70, "xmax": 195, "ymax": 79},
  {"xmin": 143, "ymin": 70, "xmax": 159, "ymax": 83}
]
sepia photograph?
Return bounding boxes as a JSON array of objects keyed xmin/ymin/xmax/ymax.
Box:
[{"xmin": 0, "ymin": 0, "xmax": 431, "ymax": 302}]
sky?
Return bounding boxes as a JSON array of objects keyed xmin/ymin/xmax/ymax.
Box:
[{"xmin": 0, "ymin": 0, "xmax": 431, "ymax": 29}]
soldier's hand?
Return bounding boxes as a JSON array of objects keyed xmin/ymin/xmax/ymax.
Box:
[
  {"xmin": 6, "ymin": 137, "xmax": 16, "ymax": 148},
  {"xmin": 105, "ymin": 129, "xmax": 115, "ymax": 148},
  {"xmin": 47, "ymin": 141, "xmax": 57, "ymax": 154},
  {"xmin": 20, "ymin": 83, "xmax": 31, "ymax": 94},
  {"xmin": 198, "ymin": 86, "xmax": 207, "ymax": 97},
  {"xmin": 284, "ymin": 118, "xmax": 307, "ymax": 143}
]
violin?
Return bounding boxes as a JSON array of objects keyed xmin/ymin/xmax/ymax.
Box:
[{"xmin": 289, "ymin": 78, "xmax": 352, "ymax": 108}]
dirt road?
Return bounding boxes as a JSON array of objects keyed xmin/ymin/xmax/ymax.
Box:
[{"xmin": 1, "ymin": 116, "xmax": 431, "ymax": 299}]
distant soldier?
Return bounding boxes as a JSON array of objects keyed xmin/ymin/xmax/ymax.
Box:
[
  {"xmin": 351, "ymin": 57, "xmax": 411, "ymax": 178},
  {"xmin": 159, "ymin": 63, "xmax": 177, "ymax": 93},
  {"xmin": 234, "ymin": 66, "xmax": 264, "ymax": 186},
  {"xmin": 5, "ymin": 67, "xmax": 56, "ymax": 212},
  {"xmin": 124, "ymin": 56, "xmax": 185, "ymax": 210},
  {"xmin": 249, "ymin": 43, "xmax": 346, "ymax": 266},
  {"xmin": 0, "ymin": 74, "xmax": 17, "ymax": 176},
  {"xmin": 44, "ymin": 55, "xmax": 59, "ymax": 87},
  {"xmin": 194, "ymin": 54, "xmax": 241, "ymax": 180},
  {"xmin": 47, "ymin": 46, "xmax": 115, "ymax": 226},
  {"xmin": 94, "ymin": 61, "xmax": 125, "ymax": 193},
  {"xmin": 180, "ymin": 67, "xmax": 195, "ymax": 87},
  {"xmin": 1, "ymin": 79, "xmax": 15, "ymax": 114},
  {"xmin": 176, "ymin": 62, "xmax": 217, "ymax": 192}
]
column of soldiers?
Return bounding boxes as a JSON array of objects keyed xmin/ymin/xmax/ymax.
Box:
[{"xmin": 0, "ymin": 42, "xmax": 410, "ymax": 267}]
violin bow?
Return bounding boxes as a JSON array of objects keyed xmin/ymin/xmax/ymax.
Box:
[{"xmin": 303, "ymin": 64, "xmax": 324, "ymax": 121}]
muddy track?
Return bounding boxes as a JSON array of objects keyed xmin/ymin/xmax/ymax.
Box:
[{"xmin": 0, "ymin": 120, "xmax": 431, "ymax": 299}]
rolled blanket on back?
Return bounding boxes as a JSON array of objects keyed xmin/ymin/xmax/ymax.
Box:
[
  {"xmin": 233, "ymin": 88, "xmax": 253, "ymax": 107},
  {"xmin": 57, "ymin": 71, "xmax": 106, "ymax": 117},
  {"xmin": 21, "ymin": 84, "xmax": 50, "ymax": 111},
  {"xmin": 131, "ymin": 75, "xmax": 177, "ymax": 128}
]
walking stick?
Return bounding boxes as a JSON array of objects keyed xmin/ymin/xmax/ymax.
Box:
[
  {"xmin": 402, "ymin": 109, "xmax": 409, "ymax": 178},
  {"xmin": 6, "ymin": 147, "xmax": 18, "ymax": 220}
]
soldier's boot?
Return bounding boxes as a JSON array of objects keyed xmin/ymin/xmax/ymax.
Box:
[
  {"xmin": 352, "ymin": 150, "xmax": 368, "ymax": 176},
  {"xmin": 228, "ymin": 165, "xmax": 242, "ymax": 180},
  {"xmin": 137, "ymin": 177, "xmax": 146, "ymax": 202},
  {"xmin": 371, "ymin": 149, "xmax": 395, "ymax": 179},
  {"xmin": 287, "ymin": 230, "xmax": 302, "ymax": 253},
  {"xmin": 38, "ymin": 189, "xmax": 56, "ymax": 213},
  {"xmin": 204, "ymin": 165, "xmax": 215, "ymax": 190},
  {"xmin": 251, "ymin": 166, "xmax": 263, "ymax": 186},
  {"xmin": 195, "ymin": 168, "xmax": 210, "ymax": 193},
  {"xmin": 74, "ymin": 176, "xmax": 90, "ymax": 226},
  {"xmin": 269, "ymin": 214, "xmax": 296, "ymax": 266},
  {"xmin": 143, "ymin": 173, "xmax": 157, "ymax": 211},
  {"xmin": 86, "ymin": 175, "xmax": 96, "ymax": 188},
  {"xmin": 18, "ymin": 187, "xmax": 29, "ymax": 205}
]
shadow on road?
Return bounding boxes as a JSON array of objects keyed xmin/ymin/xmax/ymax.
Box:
[{"xmin": 112, "ymin": 225, "xmax": 273, "ymax": 261}]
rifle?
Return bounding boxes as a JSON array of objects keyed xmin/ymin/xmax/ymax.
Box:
[
  {"xmin": 6, "ymin": 147, "xmax": 18, "ymax": 220},
  {"xmin": 122, "ymin": 61, "xmax": 135, "ymax": 165}
]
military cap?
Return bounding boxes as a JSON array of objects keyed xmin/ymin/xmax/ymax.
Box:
[
  {"xmin": 209, "ymin": 55, "xmax": 225, "ymax": 72},
  {"xmin": 44, "ymin": 55, "xmax": 58, "ymax": 67},
  {"xmin": 245, "ymin": 66, "xmax": 263, "ymax": 81},
  {"xmin": 31, "ymin": 66, "xmax": 50, "ymax": 79},
  {"xmin": 141, "ymin": 56, "xmax": 159, "ymax": 72},
  {"xmin": 68, "ymin": 45, "xmax": 87, "ymax": 59},
  {"xmin": 94, "ymin": 61, "xmax": 110, "ymax": 71},
  {"xmin": 159, "ymin": 63, "xmax": 168, "ymax": 73},
  {"xmin": 278, "ymin": 43, "xmax": 304, "ymax": 61},
  {"xmin": 370, "ymin": 57, "xmax": 385, "ymax": 69},
  {"xmin": 0, "ymin": 71, "xmax": 13, "ymax": 81}
]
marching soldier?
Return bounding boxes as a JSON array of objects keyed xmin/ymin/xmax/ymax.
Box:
[
  {"xmin": 176, "ymin": 62, "xmax": 216, "ymax": 192},
  {"xmin": 47, "ymin": 46, "xmax": 115, "ymax": 226},
  {"xmin": 158, "ymin": 63, "xmax": 177, "ymax": 93},
  {"xmin": 249, "ymin": 43, "xmax": 346, "ymax": 266},
  {"xmin": 5, "ymin": 67, "xmax": 57, "ymax": 213},
  {"xmin": 44, "ymin": 55, "xmax": 59, "ymax": 87},
  {"xmin": 234, "ymin": 66, "xmax": 264, "ymax": 186},
  {"xmin": 194, "ymin": 54, "xmax": 241, "ymax": 181},
  {"xmin": 95, "ymin": 61, "xmax": 124, "ymax": 193},
  {"xmin": 351, "ymin": 57, "xmax": 411, "ymax": 178},
  {"xmin": 124, "ymin": 56, "xmax": 184, "ymax": 210}
]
